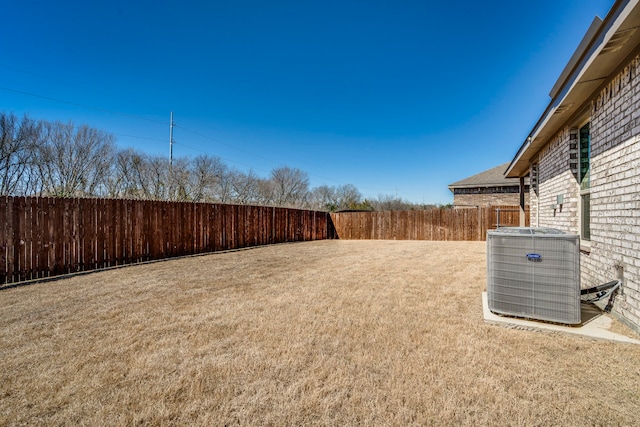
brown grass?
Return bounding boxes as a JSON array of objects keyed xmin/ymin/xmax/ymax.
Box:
[{"xmin": 1, "ymin": 240, "xmax": 639, "ymax": 426}]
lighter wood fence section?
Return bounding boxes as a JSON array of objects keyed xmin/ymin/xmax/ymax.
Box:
[
  {"xmin": 330, "ymin": 206, "xmax": 529, "ymax": 241},
  {"xmin": 0, "ymin": 197, "xmax": 336, "ymax": 285}
]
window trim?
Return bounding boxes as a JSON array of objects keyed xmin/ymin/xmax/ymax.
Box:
[
  {"xmin": 579, "ymin": 188, "xmax": 591, "ymax": 250},
  {"xmin": 578, "ymin": 121, "xmax": 591, "ymax": 246}
]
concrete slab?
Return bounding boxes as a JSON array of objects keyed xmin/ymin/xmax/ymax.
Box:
[{"xmin": 482, "ymin": 292, "xmax": 640, "ymax": 345}]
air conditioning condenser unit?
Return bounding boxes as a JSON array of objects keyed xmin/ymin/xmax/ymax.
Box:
[{"xmin": 487, "ymin": 227, "xmax": 581, "ymax": 325}]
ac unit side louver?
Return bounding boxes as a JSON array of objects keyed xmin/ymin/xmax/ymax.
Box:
[{"xmin": 487, "ymin": 227, "xmax": 581, "ymax": 325}]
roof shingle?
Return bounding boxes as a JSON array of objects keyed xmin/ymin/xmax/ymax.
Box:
[{"xmin": 448, "ymin": 162, "xmax": 528, "ymax": 191}]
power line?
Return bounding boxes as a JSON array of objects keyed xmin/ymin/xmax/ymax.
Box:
[
  {"xmin": 0, "ymin": 82, "xmax": 269, "ymax": 171},
  {"xmin": 173, "ymin": 137, "xmax": 398, "ymax": 194},
  {"xmin": 0, "ymin": 74, "xmax": 269, "ymax": 177},
  {"xmin": 0, "ymin": 85, "xmax": 167, "ymax": 125},
  {"xmin": 0, "ymin": 84, "xmax": 407, "ymax": 197},
  {"xmin": 176, "ymin": 124, "xmax": 392, "ymax": 191},
  {"xmin": 5, "ymin": 118, "xmax": 165, "ymax": 145},
  {"xmin": 0, "ymin": 63, "xmax": 165, "ymax": 113},
  {"xmin": 177, "ymin": 125, "xmax": 277, "ymax": 165},
  {"xmin": 111, "ymin": 132, "xmax": 166, "ymax": 143},
  {"xmin": 172, "ymin": 141, "xmax": 272, "ymax": 174}
]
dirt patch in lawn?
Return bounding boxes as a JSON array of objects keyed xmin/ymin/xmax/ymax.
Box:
[{"xmin": 1, "ymin": 240, "xmax": 639, "ymax": 426}]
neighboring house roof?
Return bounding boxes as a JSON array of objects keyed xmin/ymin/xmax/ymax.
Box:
[
  {"xmin": 448, "ymin": 163, "xmax": 528, "ymax": 192},
  {"xmin": 507, "ymin": 0, "xmax": 640, "ymax": 178}
]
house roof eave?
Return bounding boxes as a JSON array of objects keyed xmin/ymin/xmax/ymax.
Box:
[{"xmin": 506, "ymin": 0, "xmax": 640, "ymax": 178}]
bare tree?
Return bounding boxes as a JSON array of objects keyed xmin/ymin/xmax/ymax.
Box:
[
  {"xmin": 0, "ymin": 113, "xmax": 42, "ymax": 195},
  {"xmin": 139, "ymin": 155, "xmax": 170, "ymax": 200},
  {"xmin": 371, "ymin": 194, "xmax": 403, "ymax": 211},
  {"xmin": 167, "ymin": 157, "xmax": 191, "ymax": 201},
  {"xmin": 370, "ymin": 194, "xmax": 435, "ymax": 211},
  {"xmin": 189, "ymin": 154, "xmax": 227, "ymax": 202},
  {"xmin": 256, "ymin": 176, "xmax": 276, "ymax": 206},
  {"xmin": 336, "ymin": 184, "xmax": 362, "ymax": 210},
  {"xmin": 34, "ymin": 121, "xmax": 115, "ymax": 197},
  {"xmin": 106, "ymin": 151, "xmax": 169, "ymax": 200},
  {"xmin": 309, "ymin": 185, "xmax": 338, "ymax": 211},
  {"xmin": 5, "ymin": 111, "xmax": 432, "ymax": 210},
  {"xmin": 105, "ymin": 148, "xmax": 144, "ymax": 198},
  {"xmin": 308, "ymin": 184, "xmax": 363, "ymax": 211},
  {"xmin": 229, "ymin": 170, "xmax": 268, "ymax": 205},
  {"xmin": 270, "ymin": 166, "xmax": 309, "ymax": 207},
  {"xmin": 215, "ymin": 168, "xmax": 234, "ymax": 203}
]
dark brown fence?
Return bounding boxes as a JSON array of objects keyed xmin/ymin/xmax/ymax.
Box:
[
  {"xmin": 0, "ymin": 197, "xmax": 336, "ymax": 285},
  {"xmin": 330, "ymin": 206, "xmax": 529, "ymax": 241}
]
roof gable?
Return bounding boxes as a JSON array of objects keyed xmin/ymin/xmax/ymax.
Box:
[{"xmin": 448, "ymin": 163, "xmax": 527, "ymax": 191}]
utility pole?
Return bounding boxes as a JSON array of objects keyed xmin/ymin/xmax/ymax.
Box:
[{"xmin": 169, "ymin": 111, "xmax": 174, "ymax": 168}]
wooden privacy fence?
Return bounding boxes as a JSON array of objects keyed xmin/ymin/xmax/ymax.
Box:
[
  {"xmin": 0, "ymin": 196, "xmax": 336, "ymax": 285},
  {"xmin": 330, "ymin": 206, "xmax": 529, "ymax": 241},
  {"xmin": 491, "ymin": 206, "xmax": 529, "ymax": 229}
]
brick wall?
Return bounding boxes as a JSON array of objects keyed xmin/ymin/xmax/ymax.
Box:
[
  {"xmin": 529, "ymin": 127, "xmax": 580, "ymax": 232},
  {"xmin": 532, "ymin": 53, "xmax": 640, "ymax": 333},
  {"xmin": 453, "ymin": 192, "xmax": 528, "ymax": 207},
  {"xmin": 587, "ymin": 54, "xmax": 640, "ymax": 332}
]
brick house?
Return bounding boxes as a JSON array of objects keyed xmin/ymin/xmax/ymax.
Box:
[
  {"xmin": 448, "ymin": 162, "xmax": 529, "ymax": 207},
  {"xmin": 506, "ymin": 0, "xmax": 640, "ymax": 333}
]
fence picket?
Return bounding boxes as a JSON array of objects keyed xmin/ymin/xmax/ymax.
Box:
[
  {"xmin": 0, "ymin": 198, "xmax": 529, "ymax": 287},
  {"xmin": 330, "ymin": 206, "xmax": 529, "ymax": 241},
  {"xmin": 0, "ymin": 197, "xmax": 334, "ymax": 286}
]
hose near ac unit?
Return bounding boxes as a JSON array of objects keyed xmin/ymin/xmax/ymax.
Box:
[{"xmin": 580, "ymin": 280, "xmax": 621, "ymax": 312}]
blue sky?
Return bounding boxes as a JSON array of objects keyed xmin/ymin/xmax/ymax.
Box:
[{"xmin": 1, "ymin": 0, "xmax": 614, "ymax": 204}]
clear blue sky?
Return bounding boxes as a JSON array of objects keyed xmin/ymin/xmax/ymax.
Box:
[{"xmin": 1, "ymin": 0, "xmax": 613, "ymax": 204}]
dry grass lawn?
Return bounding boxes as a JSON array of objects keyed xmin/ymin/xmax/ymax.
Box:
[{"xmin": 1, "ymin": 240, "xmax": 640, "ymax": 426}]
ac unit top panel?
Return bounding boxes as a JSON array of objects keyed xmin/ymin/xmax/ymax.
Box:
[{"xmin": 489, "ymin": 226, "xmax": 572, "ymax": 236}]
